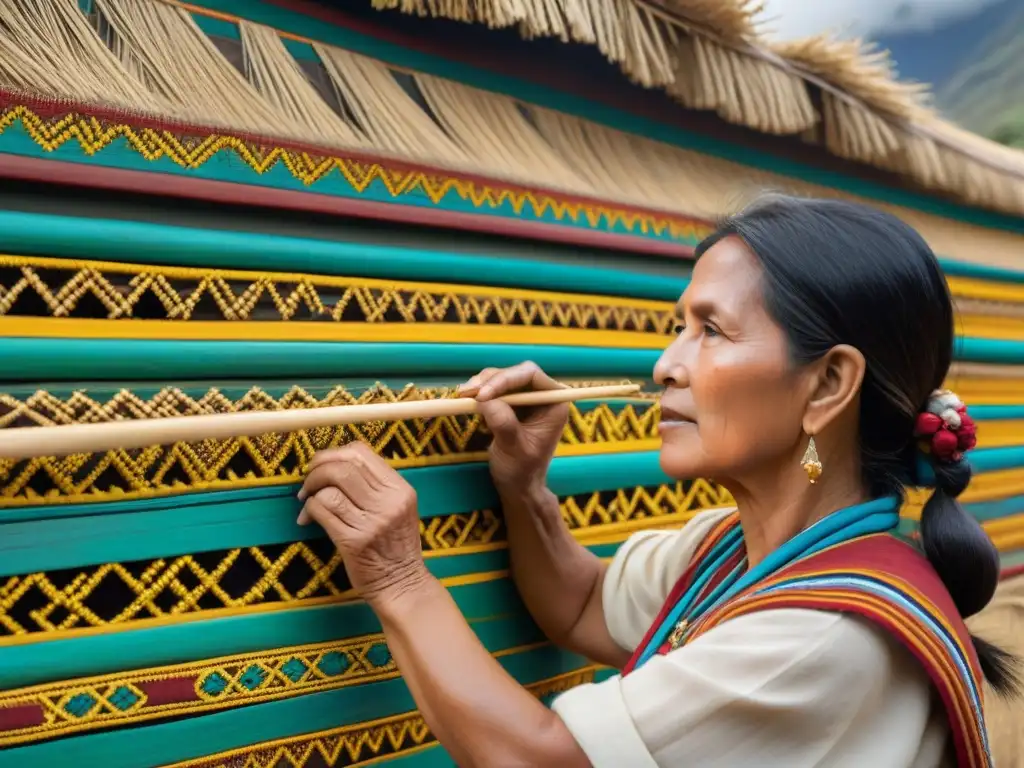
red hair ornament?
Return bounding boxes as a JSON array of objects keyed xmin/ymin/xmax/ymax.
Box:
[{"xmin": 914, "ymin": 390, "xmax": 977, "ymax": 464}]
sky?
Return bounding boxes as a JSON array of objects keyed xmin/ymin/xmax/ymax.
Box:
[{"xmin": 757, "ymin": 0, "xmax": 1008, "ymax": 40}]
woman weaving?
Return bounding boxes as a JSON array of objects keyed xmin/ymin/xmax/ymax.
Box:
[{"xmin": 297, "ymin": 195, "xmax": 1019, "ymax": 766}]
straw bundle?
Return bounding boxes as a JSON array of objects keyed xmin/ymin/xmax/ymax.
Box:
[
  {"xmin": 370, "ymin": 0, "xmax": 1024, "ymax": 217},
  {"xmin": 667, "ymin": 32, "xmax": 816, "ymax": 135}
]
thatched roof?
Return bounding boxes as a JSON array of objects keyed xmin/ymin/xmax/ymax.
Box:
[
  {"xmin": 370, "ymin": 0, "xmax": 1024, "ymax": 218},
  {"xmin": 0, "ymin": 0, "xmax": 1020, "ymax": 220}
]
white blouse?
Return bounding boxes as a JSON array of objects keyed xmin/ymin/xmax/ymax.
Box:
[{"xmin": 551, "ymin": 507, "xmax": 954, "ymax": 767}]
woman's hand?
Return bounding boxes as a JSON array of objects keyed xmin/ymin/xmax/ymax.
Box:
[
  {"xmin": 296, "ymin": 442, "xmax": 428, "ymax": 607},
  {"xmin": 459, "ymin": 361, "xmax": 569, "ymax": 489}
]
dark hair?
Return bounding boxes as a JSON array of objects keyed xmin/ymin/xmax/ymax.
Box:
[{"xmin": 695, "ymin": 193, "xmax": 1020, "ymax": 696}]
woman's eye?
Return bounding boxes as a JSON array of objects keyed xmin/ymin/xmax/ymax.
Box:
[
  {"xmin": 704, "ymin": 323, "xmax": 719, "ymax": 338},
  {"xmin": 673, "ymin": 323, "xmax": 685, "ymax": 335}
]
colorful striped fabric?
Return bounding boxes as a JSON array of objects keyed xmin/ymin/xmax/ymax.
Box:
[{"xmin": 626, "ymin": 518, "xmax": 990, "ymax": 768}]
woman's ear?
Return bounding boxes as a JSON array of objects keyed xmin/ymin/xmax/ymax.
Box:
[{"xmin": 803, "ymin": 344, "xmax": 865, "ymax": 435}]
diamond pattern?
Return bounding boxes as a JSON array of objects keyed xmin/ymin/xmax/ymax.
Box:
[
  {"xmin": 106, "ymin": 686, "xmax": 142, "ymax": 712},
  {"xmin": 316, "ymin": 652, "xmax": 351, "ymax": 678},
  {"xmin": 200, "ymin": 672, "xmax": 229, "ymax": 697},
  {"xmin": 280, "ymin": 658, "xmax": 308, "ymax": 683},
  {"xmin": 63, "ymin": 693, "xmax": 97, "ymax": 718}
]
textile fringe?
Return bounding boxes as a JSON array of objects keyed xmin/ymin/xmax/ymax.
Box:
[
  {"xmin": 529, "ymin": 106, "xmax": 791, "ymax": 215},
  {"xmin": 239, "ymin": 21, "xmax": 365, "ymax": 149},
  {"xmin": 0, "ymin": 0, "xmax": 161, "ymax": 110},
  {"xmin": 967, "ymin": 574, "xmax": 1024, "ymax": 768},
  {"xmin": 413, "ymin": 74, "xmax": 588, "ymax": 192},
  {"xmin": 94, "ymin": 0, "xmax": 288, "ymax": 136},
  {"xmin": 315, "ymin": 44, "xmax": 469, "ymax": 167}
]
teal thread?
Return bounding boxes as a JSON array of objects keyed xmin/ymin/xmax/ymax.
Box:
[
  {"xmin": 365, "ymin": 643, "xmax": 392, "ymax": 668},
  {"xmin": 238, "ymin": 665, "xmax": 269, "ymax": 691},
  {"xmin": 107, "ymin": 687, "xmax": 141, "ymax": 711},
  {"xmin": 0, "ymin": 648, "xmax": 590, "ymax": 768},
  {"xmin": 280, "ymin": 658, "xmax": 309, "ymax": 683},
  {"xmin": 64, "ymin": 693, "xmax": 98, "ymax": 718},
  {"xmin": 199, "ymin": 672, "xmax": 230, "ymax": 697},
  {"xmin": 0, "ymin": 451, "xmax": 671, "ymax": 573},
  {"xmin": 0, "ymin": 210, "xmax": 683, "ymax": 301},
  {"xmin": 316, "ymin": 651, "xmax": 351, "ymax": 677}
]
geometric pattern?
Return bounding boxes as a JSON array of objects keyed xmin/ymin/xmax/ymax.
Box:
[
  {"xmin": 0, "ymin": 385, "xmax": 660, "ymax": 505},
  {"xmin": 0, "ymin": 102, "xmax": 709, "ymax": 246},
  {"xmin": 0, "ymin": 479, "xmax": 731, "ymax": 637},
  {"xmin": 0, "ymin": 634, "xmax": 397, "ymax": 746},
  {"xmin": 168, "ymin": 667, "xmax": 599, "ymax": 768},
  {"xmin": 0, "ymin": 255, "xmax": 675, "ymax": 332}
]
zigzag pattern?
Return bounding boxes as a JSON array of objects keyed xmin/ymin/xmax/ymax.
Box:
[
  {"xmin": 172, "ymin": 669, "xmax": 597, "ymax": 768},
  {"xmin": 0, "ymin": 256, "xmax": 675, "ymax": 331},
  {"xmin": 0, "ymin": 480, "xmax": 731, "ymax": 637},
  {"xmin": 0, "ymin": 384, "xmax": 658, "ymax": 505},
  {"xmin": 0, "ymin": 104, "xmax": 709, "ymax": 243}
]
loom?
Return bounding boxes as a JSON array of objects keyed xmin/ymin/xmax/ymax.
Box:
[{"xmin": 0, "ymin": 1, "xmax": 1021, "ymax": 765}]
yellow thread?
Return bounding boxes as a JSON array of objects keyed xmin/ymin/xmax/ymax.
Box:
[
  {"xmin": 956, "ymin": 314, "xmax": 1024, "ymax": 342},
  {"xmin": 0, "ymin": 316, "xmax": 669, "ymax": 349},
  {"xmin": 0, "ymin": 569, "xmax": 512, "ymax": 648},
  {"xmin": 0, "ymin": 105, "xmax": 708, "ymax": 243},
  {"xmin": 167, "ymin": 667, "xmax": 600, "ymax": 768},
  {"xmin": 0, "ymin": 254, "xmax": 676, "ymax": 313},
  {"xmin": 0, "ymin": 386, "xmax": 660, "ymax": 506},
  {"xmin": 0, "ymin": 634, "xmax": 550, "ymax": 747},
  {"xmin": 0, "ymin": 480, "xmax": 731, "ymax": 640},
  {"xmin": 946, "ymin": 276, "xmax": 1024, "ymax": 306},
  {"xmin": 976, "ymin": 420, "xmax": 1024, "ymax": 449}
]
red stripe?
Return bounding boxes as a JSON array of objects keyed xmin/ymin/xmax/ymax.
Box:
[
  {"xmin": 0, "ymin": 153, "xmax": 698, "ymax": 258},
  {"xmin": 706, "ymin": 591, "xmax": 984, "ymax": 768},
  {"xmin": 0, "ymin": 92, "xmax": 708, "ymax": 257},
  {"xmin": 138, "ymin": 676, "xmax": 200, "ymax": 707},
  {"xmin": 771, "ymin": 537, "xmax": 981, "ymax": 680},
  {"xmin": 651, "ymin": 546, "xmax": 747, "ymax": 656},
  {"xmin": 622, "ymin": 513, "xmax": 740, "ymax": 674},
  {"xmin": 1001, "ymin": 564, "xmax": 1024, "ymax": 580},
  {"xmin": 0, "ymin": 704, "xmax": 45, "ymax": 732}
]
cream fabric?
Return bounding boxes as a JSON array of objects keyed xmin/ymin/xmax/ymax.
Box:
[{"xmin": 552, "ymin": 507, "xmax": 954, "ymax": 767}]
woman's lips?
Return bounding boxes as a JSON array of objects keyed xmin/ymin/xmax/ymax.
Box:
[{"xmin": 658, "ymin": 406, "xmax": 696, "ymax": 433}]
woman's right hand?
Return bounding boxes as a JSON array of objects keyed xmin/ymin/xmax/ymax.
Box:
[{"xmin": 458, "ymin": 362, "xmax": 569, "ymax": 490}]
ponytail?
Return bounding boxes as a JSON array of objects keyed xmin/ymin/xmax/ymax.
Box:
[{"xmin": 915, "ymin": 397, "xmax": 1022, "ymax": 697}]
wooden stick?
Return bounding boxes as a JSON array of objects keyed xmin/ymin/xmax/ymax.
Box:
[{"xmin": 0, "ymin": 383, "xmax": 644, "ymax": 460}]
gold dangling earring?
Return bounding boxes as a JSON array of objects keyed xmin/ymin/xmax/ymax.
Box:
[{"xmin": 801, "ymin": 436, "xmax": 823, "ymax": 484}]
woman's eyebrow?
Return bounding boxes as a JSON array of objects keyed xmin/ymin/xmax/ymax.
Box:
[{"xmin": 683, "ymin": 297, "xmax": 720, "ymax": 320}]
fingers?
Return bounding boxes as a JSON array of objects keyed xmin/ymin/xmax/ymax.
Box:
[
  {"xmin": 305, "ymin": 443, "xmax": 399, "ymax": 484},
  {"xmin": 300, "ymin": 444, "xmax": 383, "ymax": 506},
  {"xmin": 459, "ymin": 361, "xmax": 564, "ymax": 401},
  {"xmin": 476, "ymin": 398, "xmax": 520, "ymax": 442},
  {"xmin": 456, "ymin": 367, "xmax": 501, "ymax": 397},
  {"xmin": 298, "ymin": 487, "xmax": 357, "ymax": 539}
]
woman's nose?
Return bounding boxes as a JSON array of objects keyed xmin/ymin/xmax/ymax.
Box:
[{"xmin": 654, "ymin": 341, "xmax": 689, "ymax": 388}]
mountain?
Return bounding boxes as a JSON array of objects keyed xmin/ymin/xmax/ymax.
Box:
[{"xmin": 871, "ymin": 0, "xmax": 1024, "ymax": 147}]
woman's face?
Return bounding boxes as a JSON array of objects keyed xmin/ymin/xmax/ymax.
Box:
[{"xmin": 655, "ymin": 236, "xmax": 810, "ymax": 482}]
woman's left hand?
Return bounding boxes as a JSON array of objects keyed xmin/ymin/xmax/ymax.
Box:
[{"xmin": 297, "ymin": 443, "xmax": 428, "ymax": 607}]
